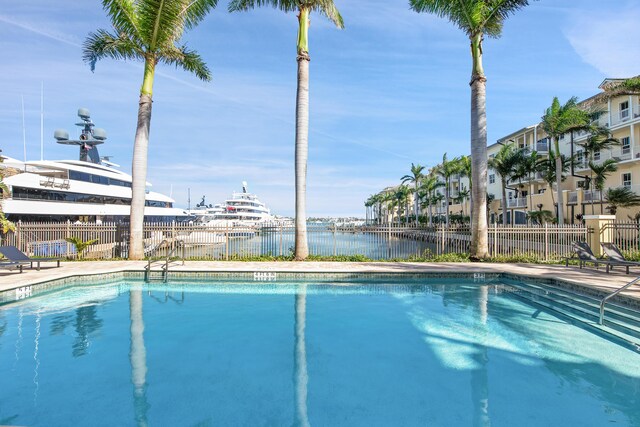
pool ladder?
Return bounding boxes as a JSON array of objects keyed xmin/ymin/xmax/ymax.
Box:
[
  {"xmin": 599, "ymin": 275, "xmax": 640, "ymax": 325},
  {"xmin": 144, "ymin": 239, "xmax": 185, "ymax": 283}
]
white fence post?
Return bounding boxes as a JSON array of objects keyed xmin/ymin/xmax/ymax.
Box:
[{"xmin": 544, "ymin": 223, "xmax": 549, "ymax": 261}]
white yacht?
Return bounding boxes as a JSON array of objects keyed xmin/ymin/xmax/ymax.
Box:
[
  {"xmin": 195, "ymin": 182, "xmax": 275, "ymax": 226},
  {"xmin": 1, "ymin": 109, "xmax": 188, "ymax": 223}
]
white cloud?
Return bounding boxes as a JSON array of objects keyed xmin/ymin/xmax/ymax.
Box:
[{"xmin": 564, "ymin": 6, "xmax": 640, "ymax": 77}]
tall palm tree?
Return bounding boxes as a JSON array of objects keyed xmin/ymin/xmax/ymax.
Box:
[
  {"xmin": 536, "ymin": 151, "xmax": 571, "ymax": 210},
  {"xmin": 229, "ymin": 0, "xmax": 344, "ymax": 260},
  {"xmin": 436, "ymin": 153, "xmax": 460, "ymax": 227},
  {"xmin": 589, "ymin": 159, "xmax": 618, "ymax": 214},
  {"xmin": 541, "ymin": 97, "xmax": 591, "ymax": 224},
  {"xmin": 420, "ymin": 174, "xmax": 444, "ymax": 226},
  {"xmin": 488, "ymin": 143, "xmax": 523, "ymax": 225},
  {"xmin": 84, "ymin": 0, "xmax": 217, "ymax": 259},
  {"xmin": 579, "ymin": 127, "xmax": 619, "ymax": 214},
  {"xmin": 514, "ymin": 149, "xmax": 538, "ymax": 220},
  {"xmin": 401, "ymin": 163, "xmax": 425, "ymax": 224},
  {"xmin": 410, "ymin": 0, "xmax": 533, "ymax": 258},
  {"xmin": 432, "ymin": 192, "xmax": 445, "ymax": 222},
  {"xmin": 457, "ymin": 155, "xmax": 472, "ymax": 211}
]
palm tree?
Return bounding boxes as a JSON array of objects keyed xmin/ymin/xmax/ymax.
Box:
[
  {"xmin": 514, "ymin": 149, "xmax": 538, "ymax": 220},
  {"xmin": 605, "ymin": 187, "xmax": 640, "ymax": 215},
  {"xmin": 229, "ymin": 0, "xmax": 344, "ymax": 260},
  {"xmin": 457, "ymin": 155, "xmax": 472, "ymax": 211},
  {"xmin": 410, "ymin": 0, "xmax": 533, "ymax": 258},
  {"xmin": 436, "ymin": 153, "xmax": 460, "ymax": 227},
  {"xmin": 420, "ymin": 174, "xmax": 444, "ymax": 226},
  {"xmin": 84, "ymin": 0, "xmax": 216, "ymax": 259},
  {"xmin": 401, "ymin": 163, "xmax": 425, "ymax": 224},
  {"xmin": 488, "ymin": 143, "xmax": 522, "ymax": 225},
  {"xmin": 379, "ymin": 191, "xmax": 395, "ymax": 224},
  {"xmin": 536, "ymin": 150, "xmax": 571, "ymax": 210},
  {"xmin": 579, "ymin": 127, "xmax": 619, "ymax": 214},
  {"xmin": 589, "ymin": 159, "xmax": 618, "ymax": 214},
  {"xmin": 455, "ymin": 187, "xmax": 470, "ymax": 216},
  {"xmin": 432, "ymin": 192, "xmax": 445, "ymax": 222},
  {"xmin": 541, "ymin": 97, "xmax": 591, "ymax": 224}
]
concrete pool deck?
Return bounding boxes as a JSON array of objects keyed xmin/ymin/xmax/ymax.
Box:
[{"xmin": 0, "ymin": 261, "xmax": 639, "ymax": 300}]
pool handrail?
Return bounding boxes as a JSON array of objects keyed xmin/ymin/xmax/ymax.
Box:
[
  {"xmin": 144, "ymin": 239, "xmax": 185, "ymax": 282},
  {"xmin": 599, "ymin": 275, "xmax": 640, "ymax": 325}
]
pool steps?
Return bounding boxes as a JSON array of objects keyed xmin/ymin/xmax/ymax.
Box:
[{"xmin": 507, "ymin": 281, "xmax": 640, "ymax": 347}]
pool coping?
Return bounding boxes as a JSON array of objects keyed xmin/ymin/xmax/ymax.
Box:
[{"xmin": 1, "ymin": 261, "xmax": 639, "ymax": 309}]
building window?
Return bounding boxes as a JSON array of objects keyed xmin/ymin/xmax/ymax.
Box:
[
  {"xmin": 489, "ymin": 174, "xmax": 495, "ymax": 184},
  {"xmin": 622, "ymin": 136, "xmax": 631, "ymax": 154},
  {"xmin": 576, "ymin": 150, "xmax": 584, "ymax": 167},
  {"xmin": 593, "ymin": 149, "xmax": 601, "ymax": 161},
  {"xmin": 560, "ymin": 134, "xmax": 565, "ymax": 140},
  {"xmin": 620, "ymin": 100, "xmax": 630, "ymax": 120},
  {"xmin": 623, "ymin": 173, "xmax": 632, "ymax": 188}
]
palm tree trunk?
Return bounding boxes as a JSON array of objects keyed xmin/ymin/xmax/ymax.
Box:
[
  {"xmin": 554, "ymin": 138, "xmax": 564, "ymax": 224},
  {"xmin": 445, "ymin": 183, "xmax": 450, "ymax": 227},
  {"xmin": 501, "ymin": 180, "xmax": 508, "ymax": 225},
  {"xmin": 294, "ymin": 9, "xmax": 310, "ymax": 260},
  {"xmin": 129, "ymin": 59, "xmax": 155, "ymax": 260},
  {"xmin": 414, "ymin": 183, "xmax": 419, "ymax": 224},
  {"xmin": 469, "ymin": 32, "xmax": 489, "ymax": 259},
  {"xmin": 428, "ymin": 198, "xmax": 433, "ymax": 226}
]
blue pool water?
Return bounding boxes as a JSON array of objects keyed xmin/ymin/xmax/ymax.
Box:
[{"xmin": 0, "ymin": 279, "xmax": 639, "ymax": 426}]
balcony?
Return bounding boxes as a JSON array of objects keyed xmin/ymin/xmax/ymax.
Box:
[
  {"xmin": 536, "ymin": 140, "xmax": 549, "ymax": 152},
  {"xmin": 568, "ymin": 191, "xmax": 578, "ymax": 204},
  {"xmin": 583, "ymin": 190, "xmax": 603, "ymax": 202},
  {"xmin": 506, "ymin": 197, "xmax": 527, "ymax": 208}
]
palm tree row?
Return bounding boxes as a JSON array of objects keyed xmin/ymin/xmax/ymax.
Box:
[{"xmin": 85, "ymin": 0, "xmax": 343, "ymax": 260}]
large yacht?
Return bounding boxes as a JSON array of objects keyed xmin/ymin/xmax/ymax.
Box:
[
  {"xmin": 1, "ymin": 109, "xmax": 188, "ymax": 223},
  {"xmin": 195, "ymin": 182, "xmax": 276, "ymax": 226}
]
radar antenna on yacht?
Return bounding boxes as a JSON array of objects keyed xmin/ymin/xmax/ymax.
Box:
[
  {"xmin": 53, "ymin": 108, "xmax": 107, "ymax": 164},
  {"xmin": 242, "ymin": 181, "xmax": 248, "ymax": 194}
]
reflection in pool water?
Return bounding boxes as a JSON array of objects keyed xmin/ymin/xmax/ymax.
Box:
[{"xmin": 0, "ymin": 280, "xmax": 638, "ymax": 426}]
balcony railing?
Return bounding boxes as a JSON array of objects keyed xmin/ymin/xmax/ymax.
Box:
[
  {"xmin": 568, "ymin": 191, "xmax": 578, "ymax": 204},
  {"xmin": 506, "ymin": 197, "xmax": 527, "ymax": 208},
  {"xmin": 583, "ymin": 190, "xmax": 603, "ymax": 202}
]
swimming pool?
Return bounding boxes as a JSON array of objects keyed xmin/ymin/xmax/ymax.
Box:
[{"xmin": 1, "ymin": 276, "xmax": 639, "ymax": 426}]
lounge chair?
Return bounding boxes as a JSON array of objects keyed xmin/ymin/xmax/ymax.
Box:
[
  {"xmin": 0, "ymin": 246, "xmax": 61, "ymax": 271},
  {"xmin": 601, "ymin": 243, "xmax": 640, "ymax": 268},
  {"xmin": 0, "ymin": 261, "xmax": 23, "ymax": 273},
  {"xmin": 565, "ymin": 241, "xmax": 630, "ymax": 274}
]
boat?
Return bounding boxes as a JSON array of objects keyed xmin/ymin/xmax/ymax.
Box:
[
  {"xmin": 0, "ymin": 108, "xmax": 188, "ymax": 223},
  {"xmin": 195, "ymin": 182, "xmax": 276, "ymax": 227}
]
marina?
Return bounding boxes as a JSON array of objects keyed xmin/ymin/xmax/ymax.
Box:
[{"xmin": 1, "ymin": 109, "xmax": 188, "ymax": 223}]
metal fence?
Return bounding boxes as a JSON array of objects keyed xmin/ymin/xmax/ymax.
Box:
[
  {"xmin": 605, "ymin": 221, "xmax": 640, "ymax": 254},
  {"xmin": 1, "ymin": 221, "xmax": 590, "ymax": 261}
]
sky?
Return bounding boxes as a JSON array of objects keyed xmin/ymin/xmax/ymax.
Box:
[{"xmin": 0, "ymin": 0, "xmax": 638, "ymax": 217}]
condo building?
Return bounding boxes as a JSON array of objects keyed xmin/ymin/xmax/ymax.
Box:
[{"xmin": 373, "ymin": 77, "xmax": 640, "ymax": 225}]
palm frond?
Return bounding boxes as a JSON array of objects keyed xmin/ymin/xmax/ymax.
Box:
[
  {"xmin": 181, "ymin": 0, "xmax": 219, "ymax": 29},
  {"xmin": 228, "ymin": 0, "xmax": 298, "ymax": 13},
  {"xmin": 102, "ymin": 0, "xmax": 143, "ymax": 45},
  {"xmin": 137, "ymin": 0, "xmax": 188, "ymax": 50},
  {"xmin": 410, "ymin": 0, "xmax": 533, "ymax": 37},
  {"xmin": 83, "ymin": 30, "xmax": 144, "ymax": 71},
  {"xmin": 312, "ymin": 0, "xmax": 344, "ymax": 28},
  {"xmin": 410, "ymin": 0, "xmax": 474, "ymax": 34},
  {"xmin": 161, "ymin": 45, "xmax": 212, "ymax": 81}
]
